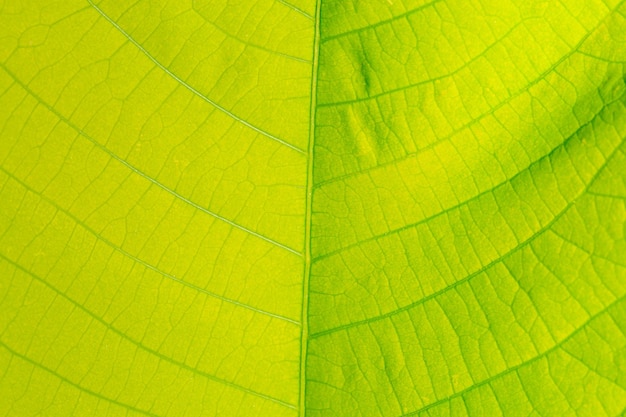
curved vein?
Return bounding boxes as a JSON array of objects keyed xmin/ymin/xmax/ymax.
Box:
[
  {"xmin": 0, "ymin": 166, "xmax": 299, "ymax": 325},
  {"xmin": 310, "ymin": 128, "xmax": 626, "ymax": 339},
  {"xmin": 0, "ymin": 63, "xmax": 303, "ymax": 257},
  {"xmin": 400, "ymin": 294, "xmax": 626, "ymax": 416},
  {"xmin": 0, "ymin": 253, "xmax": 297, "ymax": 410},
  {"xmin": 189, "ymin": 6, "xmax": 311, "ymax": 63},
  {"xmin": 276, "ymin": 0, "xmax": 314, "ymax": 19},
  {"xmin": 317, "ymin": 18, "xmax": 528, "ymax": 108},
  {"xmin": 320, "ymin": 0, "xmax": 443, "ymax": 44},
  {"xmin": 0, "ymin": 341, "xmax": 163, "ymax": 417},
  {"xmin": 313, "ymin": 92, "xmax": 624, "ymax": 263},
  {"xmin": 313, "ymin": 2, "xmax": 623, "ymax": 190},
  {"xmin": 87, "ymin": 0, "xmax": 306, "ymax": 154}
]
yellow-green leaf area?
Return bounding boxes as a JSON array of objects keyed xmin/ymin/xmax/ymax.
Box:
[{"xmin": 1, "ymin": 0, "xmax": 626, "ymax": 416}]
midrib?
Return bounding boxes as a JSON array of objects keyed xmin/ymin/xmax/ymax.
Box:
[{"xmin": 300, "ymin": 0, "xmax": 324, "ymax": 414}]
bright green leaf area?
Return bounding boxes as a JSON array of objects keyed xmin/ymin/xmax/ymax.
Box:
[{"xmin": 1, "ymin": 0, "xmax": 626, "ymax": 415}]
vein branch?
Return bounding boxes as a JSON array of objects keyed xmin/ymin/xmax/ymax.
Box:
[
  {"xmin": 0, "ymin": 63, "xmax": 303, "ymax": 257},
  {"xmin": 0, "ymin": 253, "xmax": 298, "ymax": 409},
  {"xmin": 87, "ymin": 0, "xmax": 306, "ymax": 154},
  {"xmin": 311, "ymin": 129, "xmax": 626, "ymax": 339}
]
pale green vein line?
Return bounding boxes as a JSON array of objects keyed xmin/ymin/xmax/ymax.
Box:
[
  {"xmin": 549, "ymin": 229, "xmax": 626, "ymax": 268},
  {"xmin": 0, "ymin": 63, "xmax": 304, "ymax": 257},
  {"xmin": 310, "ymin": 129, "xmax": 626, "ymax": 339},
  {"xmin": 0, "ymin": 166, "xmax": 299, "ymax": 325},
  {"xmin": 192, "ymin": 8, "xmax": 311, "ymax": 63},
  {"xmin": 317, "ymin": 18, "xmax": 528, "ymax": 108},
  {"xmin": 276, "ymin": 0, "xmax": 314, "ymax": 20},
  {"xmin": 0, "ymin": 253, "xmax": 298, "ymax": 410},
  {"xmin": 313, "ymin": 2, "xmax": 623, "ymax": 190},
  {"xmin": 300, "ymin": 0, "xmax": 323, "ymax": 411},
  {"xmin": 562, "ymin": 348, "xmax": 625, "ymax": 387},
  {"xmin": 577, "ymin": 49, "xmax": 626, "ymax": 64},
  {"xmin": 320, "ymin": 0, "xmax": 444, "ymax": 43},
  {"xmin": 401, "ymin": 294, "xmax": 626, "ymax": 416},
  {"xmin": 86, "ymin": 0, "xmax": 306, "ymax": 155},
  {"xmin": 313, "ymin": 93, "xmax": 624, "ymax": 263},
  {"xmin": 0, "ymin": 341, "xmax": 163, "ymax": 417},
  {"xmin": 587, "ymin": 190, "xmax": 626, "ymax": 199}
]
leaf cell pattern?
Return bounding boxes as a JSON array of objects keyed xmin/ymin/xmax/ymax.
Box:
[{"xmin": 0, "ymin": 0, "xmax": 625, "ymax": 416}]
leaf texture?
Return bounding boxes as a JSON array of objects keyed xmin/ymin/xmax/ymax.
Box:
[{"xmin": 1, "ymin": 0, "xmax": 626, "ymax": 416}]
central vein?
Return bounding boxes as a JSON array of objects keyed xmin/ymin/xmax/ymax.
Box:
[{"xmin": 300, "ymin": 0, "xmax": 323, "ymax": 414}]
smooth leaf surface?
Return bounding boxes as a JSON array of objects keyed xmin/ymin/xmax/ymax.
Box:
[{"xmin": 1, "ymin": 0, "xmax": 626, "ymax": 416}]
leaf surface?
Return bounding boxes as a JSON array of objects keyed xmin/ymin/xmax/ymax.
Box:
[{"xmin": 1, "ymin": 0, "xmax": 626, "ymax": 416}]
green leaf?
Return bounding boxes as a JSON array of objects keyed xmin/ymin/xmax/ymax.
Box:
[{"xmin": 1, "ymin": 0, "xmax": 625, "ymax": 416}]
